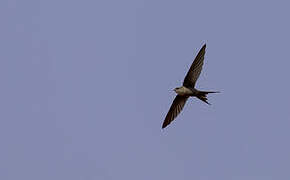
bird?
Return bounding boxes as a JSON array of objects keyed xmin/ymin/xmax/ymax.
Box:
[{"xmin": 162, "ymin": 44, "xmax": 219, "ymax": 129}]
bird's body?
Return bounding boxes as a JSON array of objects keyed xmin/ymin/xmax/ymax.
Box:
[
  {"xmin": 162, "ymin": 44, "xmax": 219, "ymax": 129},
  {"xmin": 174, "ymin": 86, "xmax": 195, "ymax": 96}
]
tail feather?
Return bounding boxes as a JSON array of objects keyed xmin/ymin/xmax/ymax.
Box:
[{"xmin": 197, "ymin": 91, "xmax": 219, "ymax": 105}]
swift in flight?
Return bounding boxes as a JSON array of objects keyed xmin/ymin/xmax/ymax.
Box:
[{"xmin": 162, "ymin": 44, "xmax": 219, "ymax": 129}]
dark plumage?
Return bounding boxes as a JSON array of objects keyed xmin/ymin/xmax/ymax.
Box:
[{"xmin": 162, "ymin": 44, "xmax": 219, "ymax": 129}]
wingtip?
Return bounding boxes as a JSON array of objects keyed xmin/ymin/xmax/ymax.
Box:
[{"xmin": 162, "ymin": 121, "xmax": 170, "ymax": 129}]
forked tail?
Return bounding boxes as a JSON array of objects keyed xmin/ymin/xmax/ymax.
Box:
[{"xmin": 197, "ymin": 91, "xmax": 220, "ymax": 105}]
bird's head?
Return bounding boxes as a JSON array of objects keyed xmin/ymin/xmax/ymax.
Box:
[{"xmin": 173, "ymin": 87, "xmax": 183, "ymax": 94}]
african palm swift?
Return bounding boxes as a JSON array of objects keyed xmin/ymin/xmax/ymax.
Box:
[{"xmin": 162, "ymin": 44, "xmax": 219, "ymax": 129}]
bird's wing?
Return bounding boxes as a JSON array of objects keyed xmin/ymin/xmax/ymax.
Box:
[
  {"xmin": 162, "ymin": 95, "xmax": 189, "ymax": 129},
  {"xmin": 183, "ymin": 44, "xmax": 206, "ymax": 88}
]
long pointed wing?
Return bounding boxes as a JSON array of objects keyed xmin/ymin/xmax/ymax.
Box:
[
  {"xmin": 162, "ymin": 95, "xmax": 189, "ymax": 129},
  {"xmin": 183, "ymin": 44, "xmax": 206, "ymax": 88}
]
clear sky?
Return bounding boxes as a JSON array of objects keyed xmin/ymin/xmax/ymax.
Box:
[{"xmin": 1, "ymin": 0, "xmax": 290, "ymax": 179}]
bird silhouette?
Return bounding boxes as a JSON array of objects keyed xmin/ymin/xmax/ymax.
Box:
[{"xmin": 162, "ymin": 44, "xmax": 219, "ymax": 129}]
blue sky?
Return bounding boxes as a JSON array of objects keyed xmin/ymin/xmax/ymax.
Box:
[{"xmin": 1, "ymin": 0, "xmax": 290, "ymax": 179}]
